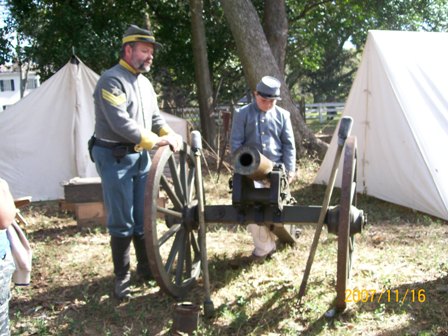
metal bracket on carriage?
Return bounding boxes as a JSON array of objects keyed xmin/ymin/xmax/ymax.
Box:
[{"xmin": 231, "ymin": 145, "xmax": 294, "ymax": 215}]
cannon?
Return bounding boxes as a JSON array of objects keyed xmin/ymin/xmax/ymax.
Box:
[{"xmin": 143, "ymin": 116, "xmax": 366, "ymax": 317}]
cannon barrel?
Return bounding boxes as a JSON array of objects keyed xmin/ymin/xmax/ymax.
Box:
[{"xmin": 233, "ymin": 146, "xmax": 274, "ymax": 180}]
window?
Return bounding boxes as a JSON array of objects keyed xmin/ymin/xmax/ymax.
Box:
[
  {"xmin": 0, "ymin": 79, "xmax": 15, "ymax": 92},
  {"xmin": 27, "ymin": 78, "xmax": 39, "ymax": 89}
]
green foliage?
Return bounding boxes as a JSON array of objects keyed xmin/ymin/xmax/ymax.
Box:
[
  {"xmin": 2, "ymin": 0, "xmax": 448, "ymax": 107},
  {"xmin": 148, "ymin": 0, "xmax": 244, "ymax": 106},
  {"xmin": 0, "ymin": 27, "xmax": 13, "ymax": 64},
  {"xmin": 286, "ymin": 0, "xmax": 448, "ymax": 102},
  {"xmin": 4, "ymin": 0, "xmax": 149, "ymax": 77}
]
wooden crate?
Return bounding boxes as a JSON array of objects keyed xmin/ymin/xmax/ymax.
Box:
[
  {"xmin": 75, "ymin": 202, "xmax": 107, "ymax": 228},
  {"xmin": 59, "ymin": 199, "xmax": 76, "ymax": 213},
  {"xmin": 63, "ymin": 177, "xmax": 168, "ymax": 227},
  {"xmin": 75, "ymin": 198, "xmax": 166, "ymax": 226},
  {"xmin": 63, "ymin": 177, "xmax": 103, "ymax": 203}
]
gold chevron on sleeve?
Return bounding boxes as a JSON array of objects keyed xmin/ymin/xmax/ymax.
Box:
[{"xmin": 102, "ymin": 88, "xmax": 126, "ymax": 107}]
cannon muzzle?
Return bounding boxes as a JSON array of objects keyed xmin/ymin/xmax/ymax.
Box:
[{"xmin": 232, "ymin": 146, "xmax": 273, "ymax": 180}]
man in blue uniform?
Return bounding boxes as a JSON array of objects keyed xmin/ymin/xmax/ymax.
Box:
[
  {"xmin": 92, "ymin": 24, "xmax": 182, "ymax": 299},
  {"xmin": 230, "ymin": 76, "xmax": 296, "ymax": 261}
]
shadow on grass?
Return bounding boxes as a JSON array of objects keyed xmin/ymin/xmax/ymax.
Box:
[
  {"xmin": 186, "ymin": 242, "xmax": 281, "ymax": 293},
  {"xmin": 10, "ymin": 246, "xmax": 295, "ymax": 335},
  {"xmin": 13, "ymin": 199, "xmax": 447, "ymax": 335},
  {"xmin": 10, "ymin": 273, "xmax": 177, "ymax": 335},
  {"xmin": 301, "ymin": 275, "xmax": 448, "ymax": 335},
  {"xmin": 13, "ymin": 215, "xmax": 290, "ymax": 335},
  {"xmin": 198, "ymin": 274, "xmax": 299, "ymax": 335}
]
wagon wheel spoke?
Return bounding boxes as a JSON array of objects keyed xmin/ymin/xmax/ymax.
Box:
[
  {"xmin": 144, "ymin": 144, "xmax": 202, "ymax": 298},
  {"xmin": 165, "ymin": 228, "xmax": 183, "ymax": 274},
  {"xmin": 190, "ymin": 230, "xmax": 200, "ymax": 256},
  {"xmin": 168, "ymin": 155, "xmax": 185, "ymax": 205},
  {"xmin": 160, "ymin": 175, "xmax": 183, "ymax": 210},
  {"xmin": 174, "ymin": 230, "xmax": 190, "ymax": 285},
  {"xmin": 335, "ymin": 136, "xmax": 358, "ymax": 312},
  {"xmin": 158, "ymin": 224, "xmax": 181, "ymax": 247}
]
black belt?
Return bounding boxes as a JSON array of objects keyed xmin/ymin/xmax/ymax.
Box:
[{"xmin": 94, "ymin": 138, "xmax": 139, "ymax": 154}]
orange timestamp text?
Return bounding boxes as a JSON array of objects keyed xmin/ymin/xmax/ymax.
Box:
[{"xmin": 345, "ymin": 288, "xmax": 426, "ymax": 304}]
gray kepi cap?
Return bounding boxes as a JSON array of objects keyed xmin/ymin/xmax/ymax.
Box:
[
  {"xmin": 256, "ymin": 76, "xmax": 282, "ymax": 100},
  {"xmin": 122, "ymin": 24, "xmax": 162, "ymax": 48}
]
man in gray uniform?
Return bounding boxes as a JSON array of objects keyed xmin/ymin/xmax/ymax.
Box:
[
  {"xmin": 92, "ymin": 24, "xmax": 182, "ymax": 299},
  {"xmin": 230, "ymin": 76, "xmax": 296, "ymax": 261}
]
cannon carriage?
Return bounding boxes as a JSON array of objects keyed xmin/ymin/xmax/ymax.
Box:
[{"xmin": 143, "ymin": 116, "xmax": 366, "ymax": 316}]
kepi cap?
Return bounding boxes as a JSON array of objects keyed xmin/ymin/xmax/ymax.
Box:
[
  {"xmin": 256, "ymin": 76, "xmax": 281, "ymax": 100},
  {"xmin": 122, "ymin": 24, "xmax": 162, "ymax": 48}
]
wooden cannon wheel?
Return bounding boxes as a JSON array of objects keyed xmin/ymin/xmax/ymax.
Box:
[
  {"xmin": 335, "ymin": 136, "xmax": 358, "ymax": 311},
  {"xmin": 144, "ymin": 143, "xmax": 202, "ymax": 298}
]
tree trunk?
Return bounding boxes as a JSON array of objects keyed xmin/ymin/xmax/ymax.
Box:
[
  {"xmin": 263, "ymin": 0, "xmax": 287, "ymax": 72},
  {"xmin": 189, "ymin": 0, "xmax": 216, "ymax": 148},
  {"xmin": 221, "ymin": 0, "xmax": 327, "ymax": 157},
  {"xmin": 16, "ymin": 34, "xmax": 28, "ymax": 99}
]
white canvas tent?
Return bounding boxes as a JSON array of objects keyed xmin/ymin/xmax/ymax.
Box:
[
  {"xmin": 0, "ymin": 57, "xmax": 189, "ymax": 201},
  {"xmin": 314, "ymin": 30, "xmax": 448, "ymax": 221}
]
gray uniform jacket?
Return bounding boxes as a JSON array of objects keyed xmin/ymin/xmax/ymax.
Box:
[
  {"xmin": 93, "ymin": 60, "xmax": 167, "ymax": 144},
  {"xmin": 230, "ymin": 102, "xmax": 296, "ymax": 174}
]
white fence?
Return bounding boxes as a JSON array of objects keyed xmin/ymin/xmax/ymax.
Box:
[{"xmin": 304, "ymin": 102, "xmax": 345, "ymax": 123}]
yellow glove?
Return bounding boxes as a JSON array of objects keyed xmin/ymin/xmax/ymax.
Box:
[
  {"xmin": 136, "ymin": 126, "xmax": 183, "ymax": 152},
  {"xmin": 136, "ymin": 129, "xmax": 159, "ymax": 151},
  {"xmin": 159, "ymin": 125, "xmax": 174, "ymax": 136}
]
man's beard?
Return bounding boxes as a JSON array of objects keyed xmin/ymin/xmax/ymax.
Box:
[
  {"xmin": 131, "ymin": 59, "xmax": 151, "ymax": 73},
  {"xmin": 137, "ymin": 62, "xmax": 151, "ymax": 73}
]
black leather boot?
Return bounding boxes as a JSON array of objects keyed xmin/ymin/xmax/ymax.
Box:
[
  {"xmin": 110, "ymin": 236, "xmax": 132, "ymax": 299},
  {"xmin": 132, "ymin": 234, "xmax": 153, "ymax": 282}
]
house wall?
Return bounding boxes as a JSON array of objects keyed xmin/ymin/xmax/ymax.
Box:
[{"xmin": 0, "ymin": 69, "xmax": 40, "ymax": 111}]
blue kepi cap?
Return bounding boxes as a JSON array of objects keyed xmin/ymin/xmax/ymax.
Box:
[{"xmin": 256, "ymin": 76, "xmax": 281, "ymax": 100}]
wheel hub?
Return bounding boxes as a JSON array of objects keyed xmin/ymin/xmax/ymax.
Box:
[{"xmin": 182, "ymin": 203, "xmax": 199, "ymax": 231}]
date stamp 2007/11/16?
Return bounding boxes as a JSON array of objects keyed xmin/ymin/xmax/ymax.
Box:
[{"xmin": 345, "ymin": 288, "xmax": 426, "ymax": 304}]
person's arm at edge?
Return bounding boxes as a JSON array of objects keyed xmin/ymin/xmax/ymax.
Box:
[{"xmin": 0, "ymin": 179, "xmax": 16, "ymax": 229}]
